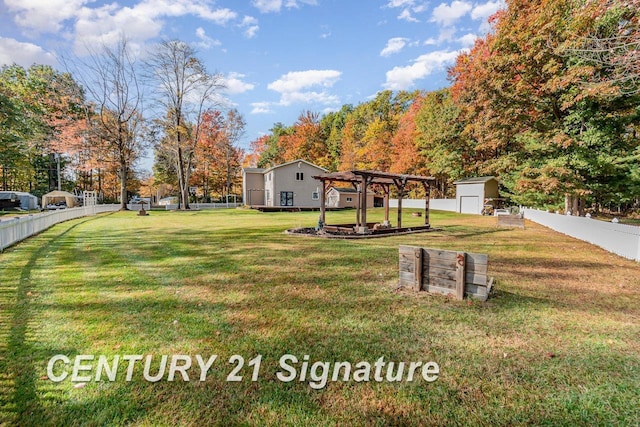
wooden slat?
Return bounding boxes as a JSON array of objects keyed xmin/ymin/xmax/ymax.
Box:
[
  {"xmin": 424, "ymin": 251, "xmax": 487, "ymax": 274},
  {"xmin": 427, "ymin": 275, "xmax": 456, "ymax": 290},
  {"xmin": 424, "ymin": 283, "xmax": 488, "ymax": 301},
  {"xmin": 466, "ymin": 271, "xmax": 488, "ymax": 286},
  {"xmin": 399, "ymin": 261, "xmax": 414, "ymax": 273},
  {"xmin": 423, "ymin": 284, "xmax": 456, "ymax": 297}
]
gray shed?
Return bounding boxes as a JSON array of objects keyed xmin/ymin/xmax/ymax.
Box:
[
  {"xmin": 14, "ymin": 192, "xmax": 39, "ymax": 209},
  {"xmin": 454, "ymin": 177, "xmax": 499, "ymax": 214}
]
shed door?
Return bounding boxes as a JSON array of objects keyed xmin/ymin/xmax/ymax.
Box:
[{"xmin": 460, "ymin": 196, "xmax": 479, "ymax": 214}]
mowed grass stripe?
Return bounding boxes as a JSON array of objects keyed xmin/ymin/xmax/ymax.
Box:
[{"xmin": 0, "ymin": 208, "xmax": 638, "ymax": 426}]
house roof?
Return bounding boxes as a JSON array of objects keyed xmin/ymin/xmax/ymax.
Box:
[
  {"xmin": 263, "ymin": 159, "xmax": 328, "ymax": 174},
  {"xmin": 453, "ymin": 176, "xmax": 497, "ymax": 185},
  {"xmin": 242, "ymin": 167, "xmax": 265, "ymax": 174}
]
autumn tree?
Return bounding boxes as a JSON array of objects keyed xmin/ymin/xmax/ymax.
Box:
[
  {"xmin": 277, "ymin": 111, "xmax": 328, "ymax": 167},
  {"xmin": 71, "ymin": 37, "xmax": 145, "ymax": 209},
  {"xmin": 389, "ymin": 93, "xmax": 424, "ymax": 175},
  {"xmin": 449, "ymin": 0, "xmax": 640, "ymax": 210},
  {"xmin": 194, "ymin": 109, "xmax": 245, "ymax": 199},
  {"xmin": 0, "ymin": 64, "xmax": 88, "ymax": 195},
  {"xmin": 148, "ymin": 40, "xmax": 225, "ymax": 209}
]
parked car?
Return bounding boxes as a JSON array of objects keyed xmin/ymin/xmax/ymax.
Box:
[{"xmin": 46, "ymin": 201, "xmax": 67, "ymax": 210}]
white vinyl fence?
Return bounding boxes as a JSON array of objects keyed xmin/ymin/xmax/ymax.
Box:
[
  {"xmin": 161, "ymin": 202, "xmax": 241, "ymax": 210},
  {"xmin": 390, "ymin": 198, "xmax": 457, "ymax": 212},
  {"xmin": 0, "ymin": 205, "xmax": 119, "ymax": 251},
  {"xmin": 523, "ymin": 208, "xmax": 640, "ymax": 262}
]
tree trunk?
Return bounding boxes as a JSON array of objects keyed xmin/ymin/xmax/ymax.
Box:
[
  {"xmin": 119, "ymin": 151, "xmax": 128, "ymax": 210},
  {"xmin": 176, "ymin": 147, "xmax": 190, "ymax": 210}
]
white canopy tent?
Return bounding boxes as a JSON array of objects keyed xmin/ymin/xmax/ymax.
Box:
[{"xmin": 41, "ymin": 190, "xmax": 78, "ymax": 208}]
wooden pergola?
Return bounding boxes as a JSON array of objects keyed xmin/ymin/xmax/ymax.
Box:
[{"xmin": 313, "ymin": 170, "xmax": 435, "ymax": 234}]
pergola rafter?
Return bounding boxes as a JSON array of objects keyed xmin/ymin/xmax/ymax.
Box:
[{"xmin": 313, "ymin": 170, "xmax": 435, "ymax": 234}]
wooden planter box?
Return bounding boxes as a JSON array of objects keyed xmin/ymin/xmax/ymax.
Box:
[
  {"xmin": 497, "ymin": 214, "xmax": 525, "ymax": 228},
  {"xmin": 398, "ymin": 245, "xmax": 493, "ymax": 301}
]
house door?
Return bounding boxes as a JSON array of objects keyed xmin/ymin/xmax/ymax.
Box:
[{"xmin": 280, "ymin": 191, "xmax": 294, "ymax": 206}]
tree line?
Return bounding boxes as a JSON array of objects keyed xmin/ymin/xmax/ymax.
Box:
[
  {"xmin": 0, "ymin": 39, "xmax": 245, "ymax": 210},
  {"xmin": 248, "ymin": 0, "xmax": 640, "ymax": 211}
]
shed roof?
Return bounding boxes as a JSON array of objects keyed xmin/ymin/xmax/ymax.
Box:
[
  {"xmin": 453, "ymin": 176, "xmax": 497, "ymax": 185},
  {"xmin": 242, "ymin": 168, "xmax": 265, "ymax": 174}
]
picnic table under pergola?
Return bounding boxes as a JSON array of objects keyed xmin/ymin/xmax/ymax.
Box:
[{"xmin": 313, "ymin": 170, "xmax": 435, "ymax": 234}]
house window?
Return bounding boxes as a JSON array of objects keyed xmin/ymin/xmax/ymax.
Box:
[
  {"xmin": 346, "ymin": 197, "xmax": 353, "ymax": 202},
  {"xmin": 295, "ymin": 172, "xmax": 304, "ymax": 181},
  {"xmin": 312, "ymin": 192, "xmax": 319, "ymax": 200}
]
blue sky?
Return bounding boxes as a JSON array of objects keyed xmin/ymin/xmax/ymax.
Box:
[{"xmin": 0, "ymin": 0, "xmax": 503, "ymax": 157}]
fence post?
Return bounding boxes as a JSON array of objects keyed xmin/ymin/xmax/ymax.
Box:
[{"xmin": 456, "ymin": 252, "xmax": 466, "ymax": 300}]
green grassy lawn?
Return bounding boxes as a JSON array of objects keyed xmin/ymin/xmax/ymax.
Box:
[{"xmin": 1, "ymin": 208, "xmax": 639, "ymax": 426}]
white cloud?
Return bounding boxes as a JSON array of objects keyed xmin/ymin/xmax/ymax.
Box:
[
  {"xmin": 224, "ymin": 72, "xmax": 255, "ymax": 94},
  {"xmin": 244, "ymin": 25, "xmax": 260, "ymax": 38},
  {"xmin": 380, "ymin": 37, "xmax": 410, "ymax": 57},
  {"xmin": 458, "ymin": 33, "xmax": 477, "ymax": 47},
  {"xmin": 252, "ymin": 0, "xmax": 282, "ymax": 13},
  {"xmin": 251, "ymin": 102, "xmax": 274, "ymax": 114},
  {"xmin": 383, "ymin": 49, "xmax": 462, "ymax": 90},
  {"xmin": 471, "ymin": 0, "xmax": 504, "ymax": 20},
  {"xmin": 279, "ymin": 90, "xmax": 340, "ymax": 107},
  {"xmin": 398, "ymin": 9, "xmax": 419, "ymax": 22},
  {"xmin": 4, "ymin": 0, "xmax": 89, "ymax": 33},
  {"xmin": 252, "ymin": 0, "xmax": 317, "ymax": 13},
  {"xmin": 239, "ymin": 16, "xmax": 260, "ymax": 38},
  {"xmin": 195, "ymin": 27, "xmax": 222, "ymax": 49},
  {"xmin": 0, "ymin": 37, "xmax": 57, "ymax": 67},
  {"xmin": 5, "ymin": 0, "xmax": 239, "ymax": 55},
  {"xmin": 431, "ymin": 1, "xmax": 472, "ymax": 26},
  {"xmin": 268, "ymin": 70, "xmax": 341, "ymax": 93},
  {"xmin": 386, "ymin": 0, "xmax": 415, "ymax": 7},
  {"xmin": 266, "ymin": 69, "xmax": 341, "ymax": 108}
]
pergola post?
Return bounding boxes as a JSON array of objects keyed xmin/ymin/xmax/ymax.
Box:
[
  {"xmin": 353, "ymin": 182, "xmax": 361, "ymax": 228},
  {"xmin": 395, "ymin": 177, "xmax": 408, "ymax": 230},
  {"xmin": 319, "ymin": 180, "xmax": 326, "ymax": 227},
  {"xmin": 423, "ymin": 182, "xmax": 430, "ymax": 227},
  {"xmin": 397, "ymin": 192, "xmax": 403, "ymax": 229},
  {"xmin": 358, "ymin": 175, "xmax": 372, "ymax": 234},
  {"xmin": 360, "ymin": 177, "xmax": 367, "ymax": 232},
  {"xmin": 383, "ymin": 184, "xmax": 390, "ymax": 227}
]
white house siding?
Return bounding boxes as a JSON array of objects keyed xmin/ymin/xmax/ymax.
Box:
[{"xmin": 267, "ymin": 161, "xmax": 325, "ymax": 207}]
